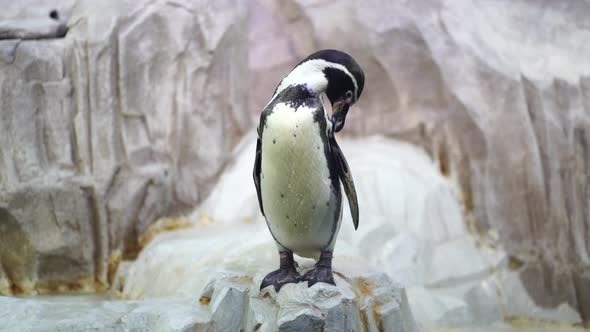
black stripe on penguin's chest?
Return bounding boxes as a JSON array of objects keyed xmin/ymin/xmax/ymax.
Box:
[
  {"xmin": 311, "ymin": 109, "xmax": 341, "ymax": 197},
  {"xmin": 312, "ymin": 107, "xmax": 342, "ymax": 248}
]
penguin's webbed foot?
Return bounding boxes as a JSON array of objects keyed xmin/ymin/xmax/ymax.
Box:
[
  {"xmin": 302, "ymin": 250, "xmax": 335, "ymax": 287},
  {"xmin": 301, "ymin": 266, "xmax": 335, "ymax": 287},
  {"xmin": 260, "ymin": 268, "xmax": 301, "ymax": 291},
  {"xmin": 260, "ymin": 251, "xmax": 300, "ymax": 292}
]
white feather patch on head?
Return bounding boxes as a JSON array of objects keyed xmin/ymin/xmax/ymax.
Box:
[{"xmin": 271, "ymin": 59, "xmax": 359, "ymax": 102}]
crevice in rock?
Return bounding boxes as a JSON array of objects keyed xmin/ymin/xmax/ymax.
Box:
[
  {"xmin": 521, "ymin": 75, "xmax": 551, "ymax": 209},
  {"xmin": 122, "ymin": 178, "xmax": 154, "ymax": 260},
  {"xmin": 164, "ymin": 0, "xmax": 196, "ymax": 14},
  {"xmin": 84, "ymin": 42, "xmax": 94, "ymax": 174},
  {"xmin": 0, "ymin": 39, "xmax": 21, "ymax": 65},
  {"xmin": 436, "ymin": 135, "xmax": 450, "ymax": 177},
  {"xmin": 0, "ymin": 207, "xmax": 36, "ymax": 295},
  {"xmin": 111, "ymin": 25, "xmax": 126, "ymax": 166},
  {"xmin": 32, "ymin": 84, "xmax": 51, "ymax": 170},
  {"xmin": 0, "ymin": 259, "xmax": 13, "ymax": 296},
  {"xmin": 572, "ymin": 126, "xmax": 590, "ymax": 265},
  {"xmin": 81, "ymin": 185, "xmax": 106, "ymax": 287}
]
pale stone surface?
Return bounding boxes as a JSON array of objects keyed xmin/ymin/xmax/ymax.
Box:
[
  {"xmin": 1, "ymin": 0, "xmax": 588, "ymax": 329},
  {"xmin": 0, "ymin": 295, "xmax": 212, "ymax": 332},
  {"xmin": 1, "ymin": 293, "xmax": 584, "ymax": 332},
  {"xmin": 248, "ymin": 0, "xmax": 590, "ymax": 324},
  {"xmin": 0, "ymin": 0, "xmax": 76, "ymax": 22},
  {"xmin": 201, "ymin": 271, "xmax": 416, "ymax": 332},
  {"xmin": 0, "ymin": 19, "xmax": 67, "ymax": 40},
  {"xmin": 119, "ymin": 223, "xmax": 417, "ymax": 331},
  {"xmin": 0, "ymin": 1, "xmax": 70, "ymax": 40},
  {"xmin": 0, "ymin": 0, "xmax": 248, "ymax": 295},
  {"xmin": 436, "ymin": 325, "xmax": 587, "ymax": 332},
  {"xmin": 0, "ymin": 272, "xmax": 414, "ymax": 332}
]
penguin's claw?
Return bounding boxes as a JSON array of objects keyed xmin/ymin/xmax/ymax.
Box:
[
  {"xmin": 301, "ymin": 266, "xmax": 335, "ymax": 287},
  {"xmin": 260, "ymin": 268, "xmax": 301, "ymax": 291}
]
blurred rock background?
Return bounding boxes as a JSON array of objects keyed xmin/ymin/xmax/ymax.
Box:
[
  {"xmin": 0, "ymin": 0, "xmax": 248, "ymax": 294},
  {"xmin": 0, "ymin": 0, "xmax": 589, "ymax": 330}
]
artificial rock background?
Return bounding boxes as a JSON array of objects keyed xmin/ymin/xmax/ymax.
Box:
[
  {"xmin": 0, "ymin": 0, "xmax": 249, "ymax": 294},
  {"xmin": 249, "ymin": 0, "xmax": 590, "ymax": 323},
  {"xmin": 1, "ymin": 0, "xmax": 590, "ymax": 328}
]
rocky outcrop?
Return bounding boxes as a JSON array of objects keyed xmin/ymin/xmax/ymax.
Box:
[
  {"xmin": 0, "ymin": 296, "xmax": 213, "ymax": 332},
  {"xmin": 0, "ymin": 273, "xmax": 416, "ymax": 332},
  {"xmin": 203, "ymin": 272, "xmax": 417, "ymax": 332},
  {"xmin": 248, "ymin": 0, "xmax": 590, "ymax": 323},
  {"xmin": 0, "ymin": 0, "xmax": 249, "ymax": 295}
]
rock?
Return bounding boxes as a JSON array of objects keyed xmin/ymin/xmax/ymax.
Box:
[
  {"xmin": 245, "ymin": 296, "xmax": 278, "ymax": 332},
  {"xmin": 498, "ymin": 269, "xmax": 583, "ymax": 324},
  {"xmin": 127, "ymin": 243, "xmax": 418, "ymax": 331},
  {"xmin": 203, "ymin": 278, "xmax": 250, "ymax": 331},
  {"xmin": 271, "ymin": 276, "xmax": 359, "ymax": 331},
  {"xmin": 0, "ymin": 295, "xmax": 212, "ymax": 332},
  {"xmin": 278, "ymin": 311, "xmax": 325, "ymax": 332},
  {"xmin": 0, "ymin": 0, "xmax": 248, "ymax": 295},
  {"xmin": 0, "ymin": 0, "xmax": 76, "ymax": 22},
  {"xmin": 248, "ymin": 0, "xmax": 590, "ymax": 324},
  {"xmin": 0, "ymin": 272, "xmax": 415, "ymax": 332},
  {"xmin": 0, "ymin": 19, "xmax": 67, "ymax": 40},
  {"xmin": 0, "ymin": 1, "xmax": 73, "ymax": 39}
]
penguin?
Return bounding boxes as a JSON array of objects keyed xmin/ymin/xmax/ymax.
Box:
[{"xmin": 253, "ymin": 49, "xmax": 364, "ymax": 291}]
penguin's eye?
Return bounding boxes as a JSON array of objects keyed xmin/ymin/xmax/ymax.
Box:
[{"xmin": 345, "ymin": 90, "xmax": 353, "ymax": 100}]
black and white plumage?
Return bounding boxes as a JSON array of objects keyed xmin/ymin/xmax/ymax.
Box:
[{"xmin": 253, "ymin": 49, "xmax": 364, "ymax": 291}]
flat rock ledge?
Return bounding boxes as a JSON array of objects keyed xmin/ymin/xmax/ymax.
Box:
[
  {"xmin": 0, "ymin": 271, "xmax": 418, "ymax": 332},
  {"xmin": 0, "ymin": 18, "xmax": 67, "ymax": 40},
  {"xmin": 0, "ymin": 295, "xmax": 211, "ymax": 332}
]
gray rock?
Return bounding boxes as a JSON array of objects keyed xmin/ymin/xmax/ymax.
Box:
[
  {"xmin": 0, "ymin": 0, "xmax": 76, "ymax": 22},
  {"xmin": 0, "ymin": 0, "xmax": 72, "ymax": 39},
  {"xmin": 273, "ymin": 275, "xmax": 361, "ymax": 332},
  {"xmin": 248, "ymin": 0, "xmax": 590, "ymax": 323},
  {"xmin": 245, "ymin": 297, "xmax": 278, "ymax": 332},
  {"xmin": 116, "ymin": 168, "xmax": 420, "ymax": 331},
  {"xmin": 197, "ymin": 272, "xmax": 416, "ymax": 332},
  {"xmin": 0, "ymin": 0, "xmax": 248, "ymax": 295},
  {"xmin": 119, "ymin": 216, "xmax": 418, "ymax": 331},
  {"xmin": 0, "ymin": 270, "xmax": 416, "ymax": 332},
  {"xmin": 0, "ymin": 295, "xmax": 212, "ymax": 332},
  {"xmin": 0, "ymin": 19, "xmax": 67, "ymax": 40},
  {"xmin": 204, "ymin": 278, "xmax": 251, "ymax": 331},
  {"xmin": 278, "ymin": 310, "xmax": 325, "ymax": 332}
]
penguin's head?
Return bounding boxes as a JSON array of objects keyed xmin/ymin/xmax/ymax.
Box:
[{"xmin": 300, "ymin": 49, "xmax": 365, "ymax": 132}]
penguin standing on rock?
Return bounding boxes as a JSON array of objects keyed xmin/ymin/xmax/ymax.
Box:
[{"xmin": 253, "ymin": 50, "xmax": 364, "ymax": 291}]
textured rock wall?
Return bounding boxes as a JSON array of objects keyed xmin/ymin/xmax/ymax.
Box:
[
  {"xmin": 249, "ymin": 0, "xmax": 590, "ymax": 322},
  {"xmin": 0, "ymin": 0, "xmax": 249, "ymax": 295}
]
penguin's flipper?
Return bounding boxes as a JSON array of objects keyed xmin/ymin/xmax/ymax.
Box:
[
  {"xmin": 329, "ymin": 135, "xmax": 359, "ymax": 230},
  {"xmin": 253, "ymin": 135, "xmax": 265, "ymax": 217}
]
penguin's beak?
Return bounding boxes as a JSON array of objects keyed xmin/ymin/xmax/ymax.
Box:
[{"xmin": 331, "ymin": 101, "xmax": 350, "ymax": 133}]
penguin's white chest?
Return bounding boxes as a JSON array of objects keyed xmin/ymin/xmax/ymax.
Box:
[{"xmin": 260, "ymin": 103, "xmax": 341, "ymax": 258}]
